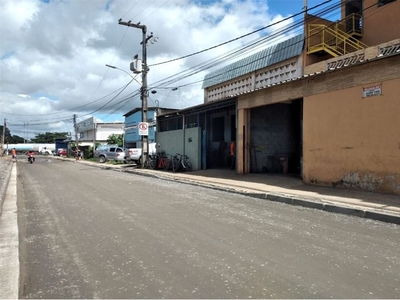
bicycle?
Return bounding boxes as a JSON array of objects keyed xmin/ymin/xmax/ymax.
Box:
[
  {"xmin": 157, "ymin": 153, "xmax": 172, "ymax": 171},
  {"xmin": 172, "ymin": 153, "xmax": 192, "ymax": 172},
  {"xmin": 144, "ymin": 154, "xmax": 157, "ymax": 170}
]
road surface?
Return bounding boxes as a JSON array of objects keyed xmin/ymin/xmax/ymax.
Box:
[{"xmin": 15, "ymin": 156, "xmax": 400, "ymax": 298}]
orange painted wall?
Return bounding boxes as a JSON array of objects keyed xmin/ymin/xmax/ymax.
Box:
[
  {"xmin": 303, "ymin": 13, "xmax": 335, "ymax": 66},
  {"xmin": 303, "ymin": 78, "xmax": 400, "ymax": 194},
  {"xmin": 342, "ymin": 0, "xmax": 400, "ymax": 46}
]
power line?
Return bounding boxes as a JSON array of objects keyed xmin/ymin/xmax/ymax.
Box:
[
  {"xmin": 148, "ymin": 0, "xmax": 342, "ymax": 89},
  {"xmin": 148, "ymin": 0, "xmax": 334, "ymax": 68},
  {"xmin": 5, "ymin": 1, "xmax": 337, "ymax": 124},
  {"xmin": 148, "ymin": 0, "xmax": 379, "ymax": 90},
  {"xmin": 7, "ymin": 0, "xmax": 382, "ymax": 129}
]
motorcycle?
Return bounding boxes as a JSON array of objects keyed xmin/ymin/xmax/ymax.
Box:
[{"xmin": 28, "ymin": 154, "xmax": 35, "ymax": 164}]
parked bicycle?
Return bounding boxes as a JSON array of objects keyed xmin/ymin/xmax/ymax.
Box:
[
  {"xmin": 144, "ymin": 154, "xmax": 158, "ymax": 170},
  {"xmin": 157, "ymin": 153, "xmax": 172, "ymax": 171},
  {"xmin": 172, "ymin": 153, "xmax": 192, "ymax": 172}
]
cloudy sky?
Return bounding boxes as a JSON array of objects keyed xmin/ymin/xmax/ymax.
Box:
[{"xmin": 0, "ymin": 0, "xmax": 338, "ymax": 140}]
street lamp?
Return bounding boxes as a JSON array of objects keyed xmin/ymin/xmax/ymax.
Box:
[{"xmin": 105, "ymin": 64, "xmax": 141, "ymax": 86}]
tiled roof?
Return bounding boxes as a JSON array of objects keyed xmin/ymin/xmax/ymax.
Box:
[{"xmin": 202, "ymin": 34, "xmax": 304, "ymax": 89}]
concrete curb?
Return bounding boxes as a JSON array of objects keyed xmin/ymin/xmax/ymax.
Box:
[{"xmin": 0, "ymin": 159, "xmax": 13, "ymax": 216}]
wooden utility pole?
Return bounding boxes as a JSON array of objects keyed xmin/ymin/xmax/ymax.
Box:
[
  {"xmin": 118, "ymin": 19, "xmax": 151, "ymax": 168},
  {"xmin": 93, "ymin": 118, "xmax": 96, "ymax": 152},
  {"xmin": 1, "ymin": 118, "xmax": 5, "ymax": 156},
  {"xmin": 73, "ymin": 114, "xmax": 79, "ymax": 151}
]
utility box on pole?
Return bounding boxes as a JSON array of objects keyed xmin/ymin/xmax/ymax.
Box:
[{"xmin": 130, "ymin": 59, "xmax": 142, "ymax": 74}]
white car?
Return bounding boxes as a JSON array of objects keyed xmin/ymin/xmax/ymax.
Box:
[
  {"xmin": 40, "ymin": 148, "xmax": 53, "ymax": 155},
  {"xmin": 114, "ymin": 151, "xmax": 126, "ymax": 162},
  {"xmin": 124, "ymin": 143, "xmax": 157, "ymax": 165}
]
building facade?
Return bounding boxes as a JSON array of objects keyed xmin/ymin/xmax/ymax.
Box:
[
  {"xmin": 200, "ymin": 0, "xmax": 400, "ymax": 194},
  {"xmin": 76, "ymin": 117, "xmax": 124, "ymax": 147},
  {"xmin": 123, "ymin": 107, "xmax": 177, "ymax": 148}
]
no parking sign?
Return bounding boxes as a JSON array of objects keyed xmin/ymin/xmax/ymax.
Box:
[{"xmin": 138, "ymin": 122, "xmax": 148, "ymax": 136}]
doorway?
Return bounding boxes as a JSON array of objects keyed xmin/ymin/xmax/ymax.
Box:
[{"xmin": 250, "ymin": 99, "xmax": 302, "ymax": 175}]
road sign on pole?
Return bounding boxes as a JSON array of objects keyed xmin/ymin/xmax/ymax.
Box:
[{"xmin": 138, "ymin": 122, "xmax": 148, "ymax": 136}]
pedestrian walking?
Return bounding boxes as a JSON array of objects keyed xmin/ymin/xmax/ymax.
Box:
[
  {"xmin": 74, "ymin": 149, "xmax": 81, "ymax": 161},
  {"xmin": 11, "ymin": 148, "xmax": 17, "ymax": 160}
]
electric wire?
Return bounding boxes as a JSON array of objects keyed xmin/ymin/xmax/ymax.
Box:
[
  {"xmin": 149, "ymin": 0, "xmax": 379, "ymax": 90},
  {"xmin": 5, "ymin": 0, "xmax": 339, "ymax": 128},
  {"xmin": 148, "ymin": 0, "xmax": 342, "ymax": 89},
  {"xmin": 8, "ymin": 80, "xmax": 136, "ymax": 127},
  {"xmin": 6, "ymin": 0, "xmax": 383, "ymax": 130},
  {"xmin": 147, "ymin": 0, "xmax": 333, "ymax": 67},
  {"xmin": 120, "ymin": 0, "xmax": 141, "ymax": 19}
]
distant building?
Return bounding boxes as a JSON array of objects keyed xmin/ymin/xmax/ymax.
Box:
[
  {"xmin": 123, "ymin": 107, "xmax": 177, "ymax": 148},
  {"xmin": 76, "ymin": 117, "xmax": 124, "ymax": 147}
]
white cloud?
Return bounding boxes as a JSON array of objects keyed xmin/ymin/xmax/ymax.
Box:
[{"xmin": 0, "ymin": 0, "xmax": 296, "ymax": 139}]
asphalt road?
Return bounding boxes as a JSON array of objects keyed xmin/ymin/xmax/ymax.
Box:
[{"xmin": 16, "ymin": 156, "xmax": 400, "ymax": 298}]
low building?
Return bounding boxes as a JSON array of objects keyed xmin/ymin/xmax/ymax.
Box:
[
  {"xmin": 76, "ymin": 117, "xmax": 124, "ymax": 147},
  {"xmin": 123, "ymin": 107, "xmax": 177, "ymax": 149},
  {"xmin": 156, "ymin": 0, "xmax": 400, "ymax": 195}
]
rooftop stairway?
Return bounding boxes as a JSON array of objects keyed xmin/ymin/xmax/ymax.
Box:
[{"xmin": 307, "ymin": 13, "xmax": 368, "ymax": 57}]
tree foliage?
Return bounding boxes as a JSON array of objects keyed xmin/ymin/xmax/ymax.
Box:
[
  {"xmin": 1, "ymin": 126, "xmax": 65, "ymax": 144},
  {"xmin": 9, "ymin": 135, "xmax": 25, "ymax": 143},
  {"xmin": 0, "ymin": 126, "xmax": 24, "ymax": 143},
  {"xmin": 30, "ymin": 132, "xmax": 70, "ymax": 143},
  {"xmin": 0, "ymin": 125, "xmax": 11, "ymax": 141},
  {"xmin": 107, "ymin": 134, "xmax": 123, "ymax": 147}
]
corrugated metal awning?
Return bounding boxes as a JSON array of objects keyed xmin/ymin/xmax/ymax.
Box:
[{"xmin": 202, "ymin": 34, "xmax": 304, "ymax": 89}]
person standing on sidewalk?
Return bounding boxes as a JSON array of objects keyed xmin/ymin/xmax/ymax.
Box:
[
  {"xmin": 74, "ymin": 149, "xmax": 81, "ymax": 161},
  {"xmin": 230, "ymin": 141, "xmax": 236, "ymax": 170},
  {"xmin": 11, "ymin": 148, "xmax": 16, "ymax": 160}
]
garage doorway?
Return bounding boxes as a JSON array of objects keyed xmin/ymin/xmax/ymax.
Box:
[{"xmin": 250, "ymin": 99, "xmax": 302, "ymax": 175}]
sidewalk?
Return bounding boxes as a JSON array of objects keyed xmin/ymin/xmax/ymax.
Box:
[{"xmin": 74, "ymin": 158, "xmax": 400, "ymax": 225}]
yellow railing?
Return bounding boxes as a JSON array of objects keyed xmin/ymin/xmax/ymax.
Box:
[
  {"xmin": 307, "ymin": 16, "xmax": 368, "ymax": 57},
  {"xmin": 333, "ymin": 13, "xmax": 363, "ymax": 37}
]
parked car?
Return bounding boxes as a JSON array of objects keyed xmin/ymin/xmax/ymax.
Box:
[
  {"xmin": 94, "ymin": 145, "xmax": 125, "ymax": 163},
  {"xmin": 124, "ymin": 143, "xmax": 157, "ymax": 165},
  {"xmin": 57, "ymin": 148, "xmax": 68, "ymax": 156},
  {"xmin": 114, "ymin": 151, "xmax": 126, "ymax": 162},
  {"xmin": 39, "ymin": 147, "xmax": 54, "ymax": 155}
]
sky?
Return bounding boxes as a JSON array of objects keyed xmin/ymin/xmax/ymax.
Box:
[{"xmin": 0, "ymin": 0, "xmax": 340, "ymax": 140}]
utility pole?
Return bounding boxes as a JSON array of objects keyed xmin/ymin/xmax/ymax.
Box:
[
  {"xmin": 303, "ymin": 0, "xmax": 308, "ymax": 32},
  {"xmin": 73, "ymin": 114, "xmax": 79, "ymax": 152},
  {"xmin": 93, "ymin": 118, "xmax": 96, "ymax": 153},
  {"xmin": 1, "ymin": 118, "xmax": 5, "ymax": 156},
  {"xmin": 118, "ymin": 19, "xmax": 152, "ymax": 168}
]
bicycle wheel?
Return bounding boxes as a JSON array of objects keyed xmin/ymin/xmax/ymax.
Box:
[
  {"xmin": 147, "ymin": 159, "xmax": 153, "ymax": 169},
  {"xmin": 185, "ymin": 161, "xmax": 192, "ymax": 172},
  {"xmin": 163, "ymin": 158, "xmax": 171, "ymax": 171},
  {"xmin": 172, "ymin": 159, "xmax": 180, "ymax": 172},
  {"xmin": 148, "ymin": 157, "xmax": 157, "ymax": 170},
  {"xmin": 143, "ymin": 159, "xmax": 149, "ymax": 169}
]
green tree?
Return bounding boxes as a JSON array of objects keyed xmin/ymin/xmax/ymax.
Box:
[
  {"xmin": 107, "ymin": 134, "xmax": 123, "ymax": 147},
  {"xmin": 9, "ymin": 135, "xmax": 24, "ymax": 143},
  {"xmin": 0, "ymin": 125, "xmax": 11, "ymax": 143},
  {"xmin": 1, "ymin": 126, "xmax": 29, "ymax": 143},
  {"xmin": 30, "ymin": 132, "xmax": 69, "ymax": 143}
]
